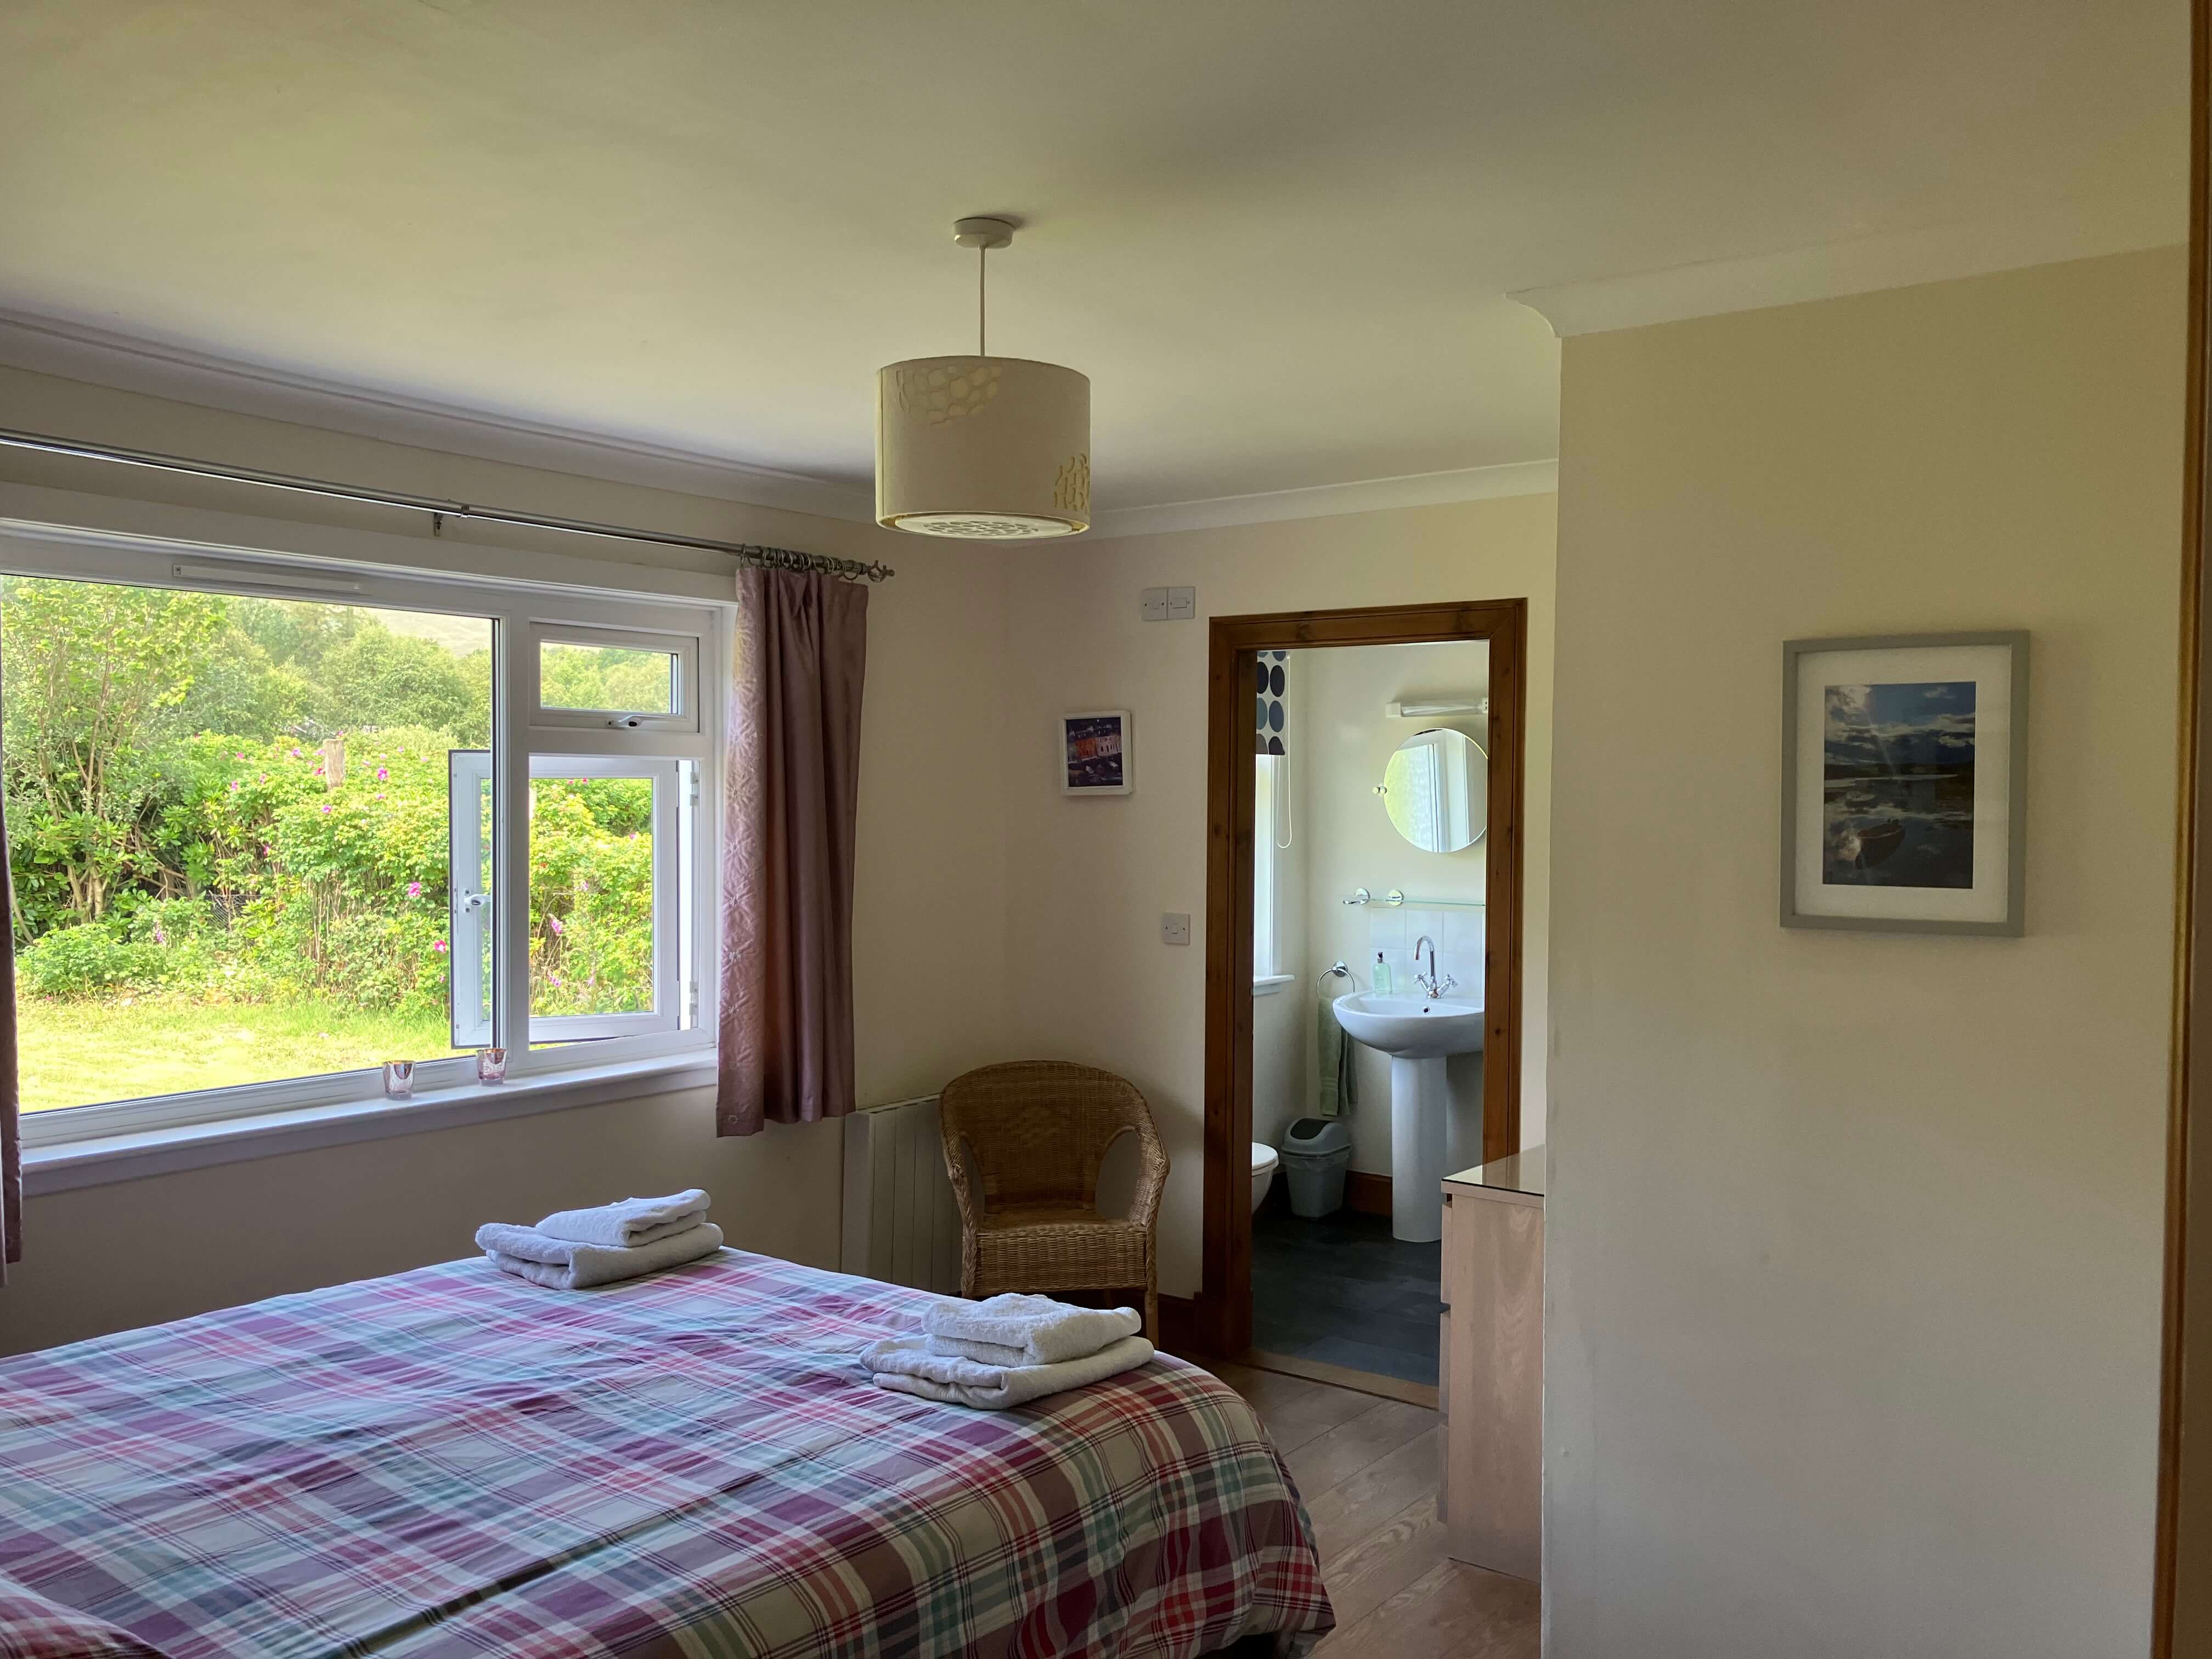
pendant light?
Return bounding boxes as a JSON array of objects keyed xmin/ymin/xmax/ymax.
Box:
[{"xmin": 876, "ymin": 217, "xmax": 1091, "ymax": 539}]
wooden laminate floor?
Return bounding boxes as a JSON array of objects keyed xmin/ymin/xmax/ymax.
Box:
[{"xmin": 1209, "ymin": 1360, "xmax": 1539, "ymax": 1658}]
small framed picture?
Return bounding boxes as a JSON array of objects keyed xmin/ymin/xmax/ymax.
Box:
[
  {"xmin": 1781, "ymin": 631, "xmax": 2028, "ymax": 935},
  {"xmin": 1062, "ymin": 709, "xmax": 1133, "ymax": 795}
]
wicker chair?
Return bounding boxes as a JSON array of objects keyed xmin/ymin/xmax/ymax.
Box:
[{"xmin": 936, "ymin": 1060, "xmax": 1169, "ymax": 1339}]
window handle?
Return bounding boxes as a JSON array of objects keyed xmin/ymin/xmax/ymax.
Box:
[{"xmin": 458, "ymin": 891, "xmax": 491, "ymax": 914}]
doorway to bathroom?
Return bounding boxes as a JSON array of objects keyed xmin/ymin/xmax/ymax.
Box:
[{"xmin": 1197, "ymin": 600, "xmax": 1528, "ymax": 1376}]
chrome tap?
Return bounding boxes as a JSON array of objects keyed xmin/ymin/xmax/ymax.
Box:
[{"xmin": 1411, "ymin": 934, "xmax": 1457, "ymax": 1000}]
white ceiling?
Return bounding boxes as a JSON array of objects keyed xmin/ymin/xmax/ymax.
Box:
[{"xmin": 0, "ymin": 1, "xmax": 2186, "ymax": 523}]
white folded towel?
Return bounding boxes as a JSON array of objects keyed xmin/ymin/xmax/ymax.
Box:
[
  {"xmin": 919, "ymin": 1293, "xmax": 1143, "ymax": 1366},
  {"xmin": 475, "ymin": 1220, "xmax": 724, "ymax": 1290},
  {"xmin": 535, "ymin": 1188, "xmax": 711, "ymax": 1248},
  {"xmin": 862, "ymin": 1333, "xmax": 1155, "ymax": 1410}
]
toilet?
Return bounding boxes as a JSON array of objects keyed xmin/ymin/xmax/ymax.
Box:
[{"xmin": 1250, "ymin": 1142, "xmax": 1279, "ymax": 1213}]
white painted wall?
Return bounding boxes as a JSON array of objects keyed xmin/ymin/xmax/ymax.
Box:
[
  {"xmin": 1297, "ymin": 639, "xmax": 1495, "ymax": 1176},
  {"xmin": 0, "ymin": 364, "xmax": 1014, "ymax": 1353},
  {"xmin": 1000, "ymin": 498, "xmax": 1557, "ymax": 1297},
  {"xmin": 1544, "ymin": 247, "xmax": 2184, "ymax": 1657}
]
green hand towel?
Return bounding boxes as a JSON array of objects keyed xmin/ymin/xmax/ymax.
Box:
[{"xmin": 1317, "ymin": 997, "xmax": 1358, "ymax": 1119}]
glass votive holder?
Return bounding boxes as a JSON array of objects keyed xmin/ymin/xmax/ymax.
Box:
[
  {"xmin": 475, "ymin": 1047, "xmax": 508, "ymax": 1085},
  {"xmin": 381, "ymin": 1060, "xmax": 415, "ymax": 1099}
]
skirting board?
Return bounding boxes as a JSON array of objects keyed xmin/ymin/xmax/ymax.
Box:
[{"xmin": 1345, "ymin": 1170, "xmax": 1393, "ymax": 1217}]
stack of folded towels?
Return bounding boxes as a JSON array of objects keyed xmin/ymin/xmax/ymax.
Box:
[
  {"xmin": 862, "ymin": 1293, "xmax": 1155, "ymax": 1410},
  {"xmin": 476, "ymin": 1188, "xmax": 723, "ymax": 1290}
]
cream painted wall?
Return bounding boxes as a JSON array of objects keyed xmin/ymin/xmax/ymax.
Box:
[
  {"xmin": 4, "ymin": 1092, "xmax": 843, "ymax": 1353},
  {"xmin": 1545, "ymin": 247, "xmax": 2185, "ymax": 1657},
  {"xmin": 1000, "ymin": 498, "xmax": 1556, "ymax": 1297},
  {"xmin": 0, "ymin": 365, "xmax": 1014, "ymax": 1351},
  {"xmin": 1297, "ymin": 639, "xmax": 1494, "ymax": 1177}
]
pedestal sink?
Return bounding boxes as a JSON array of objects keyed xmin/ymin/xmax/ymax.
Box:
[{"xmin": 1331, "ymin": 990, "xmax": 1486, "ymax": 1243}]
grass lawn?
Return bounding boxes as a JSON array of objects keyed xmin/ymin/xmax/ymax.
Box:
[{"xmin": 17, "ymin": 996, "xmax": 460, "ymax": 1113}]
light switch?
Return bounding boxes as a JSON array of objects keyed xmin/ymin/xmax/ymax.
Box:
[
  {"xmin": 1166, "ymin": 585, "xmax": 1197, "ymax": 620},
  {"xmin": 1139, "ymin": 586, "xmax": 1170, "ymax": 622},
  {"xmin": 1160, "ymin": 912, "xmax": 1192, "ymax": 946}
]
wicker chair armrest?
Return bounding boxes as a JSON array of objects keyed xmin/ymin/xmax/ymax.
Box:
[
  {"xmin": 1127, "ymin": 1131, "xmax": 1169, "ymax": 1231},
  {"xmin": 939, "ymin": 1130, "xmax": 986, "ymax": 1234}
]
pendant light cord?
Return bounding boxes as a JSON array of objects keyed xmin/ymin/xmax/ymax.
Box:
[{"xmin": 978, "ymin": 244, "xmax": 988, "ymax": 356}]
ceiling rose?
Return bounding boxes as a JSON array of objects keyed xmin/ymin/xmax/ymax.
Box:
[{"xmin": 875, "ymin": 217, "xmax": 1091, "ymax": 540}]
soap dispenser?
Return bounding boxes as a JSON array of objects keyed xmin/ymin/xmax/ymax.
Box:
[{"xmin": 1372, "ymin": 951, "xmax": 1393, "ymax": 994}]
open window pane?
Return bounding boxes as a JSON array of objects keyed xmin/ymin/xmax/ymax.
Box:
[
  {"xmin": 2, "ymin": 574, "xmax": 493, "ymax": 1113},
  {"xmin": 538, "ymin": 640, "xmax": 677, "ymax": 715},
  {"xmin": 447, "ymin": 751, "xmax": 494, "ymax": 1049}
]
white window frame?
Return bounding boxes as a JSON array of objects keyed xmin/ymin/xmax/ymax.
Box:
[
  {"xmin": 1254, "ymin": 752, "xmax": 1282, "ymax": 984},
  {"xmin": 2, "ymin": 522, "xmax": 726, "ymax": 1152},
  {"xmin": 530, "ymin": 624, "xmax": 701, "ymax": 733},
  {"xmin": 449, "ymin": 751, "xmax": 685, "ymax": 1046}
]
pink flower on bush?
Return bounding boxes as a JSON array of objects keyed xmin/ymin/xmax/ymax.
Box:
[
  {"xmin": 289, "ymin": 748, "xmax": 302, "ymax": 758},
  {"xmin": 151, "ymin": 922, "xmax": 168, "ymax": 946},
  {"xmin": 376, "ymin": 767, "xmax": 388, "ymax": 781},
  {"xmin": 228, "ymin": 780, "xmax": 241, "ymax": 793},
  {"xmin": 320, "ymin": 804, "xmax": 331, "ymax": 814},
  {"xmin": 548, "ymin": 916, "xmax": 565, "ymax": 936},
  {"xmin": 432, "ymin": 940, "xmax": 449, "ymax": 955},
  {"xmin": 407, "ymin": 881, "xmax": 423, "ymax": 898}
]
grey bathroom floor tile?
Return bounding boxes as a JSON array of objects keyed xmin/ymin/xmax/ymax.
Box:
[{"xmin": 1251, "ymin": 1200, "xmax": 1440, "ymax": 1389}]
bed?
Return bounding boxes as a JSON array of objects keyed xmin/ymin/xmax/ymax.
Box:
[{"xmin": 0, "ymin": 1248, "xmax": 1331, "ymax": 1658}]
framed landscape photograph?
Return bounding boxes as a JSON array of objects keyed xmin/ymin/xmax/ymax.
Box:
[
  {"xmin": 1062, "ymin": 709, "xmax": 1133, "ymax": 795},
  {"xmin": 1781, "ymin": 631, "xmax": 2028, "ymax": 935}
]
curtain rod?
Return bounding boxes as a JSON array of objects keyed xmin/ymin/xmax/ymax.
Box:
[{"xmin": 0, "ymin": 427, "xmax": 895, "ymax": 583}]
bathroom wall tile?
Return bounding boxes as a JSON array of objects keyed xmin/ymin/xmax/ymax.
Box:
[
  {"xmin": 1367, "ymin": 910, "xmax": 1407, "ymax": 950},
  {"xmin": 1443, "ymin": 909, "xmax": 1485, "ymax": 952},
  {"xmin": 1401, "ymin": 909, "xmax": 1443, "ymax": 949}
]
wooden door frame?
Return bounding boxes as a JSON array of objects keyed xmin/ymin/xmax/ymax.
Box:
[
  {"xmin": 2155, "ymin": 0, "xmax": 2210, "ymax": 1649},
  {"xmin": 1197, "ymin": 599, "xmax": 1528, "ymax": 1358}
]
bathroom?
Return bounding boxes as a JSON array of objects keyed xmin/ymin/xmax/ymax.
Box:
[{"xmin": 1246, "ymin": 638, "xmax": 1492, "ymax": 1395}]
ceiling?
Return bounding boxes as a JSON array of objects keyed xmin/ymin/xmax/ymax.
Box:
[{"xmin": 0, "ymin": 1, "xmax": 2186, "ymax": 522}]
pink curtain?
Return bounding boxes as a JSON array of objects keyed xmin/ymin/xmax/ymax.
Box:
[{"xmin": 716, "ymin": 567, "xmax": 869, "ymax": 1137}]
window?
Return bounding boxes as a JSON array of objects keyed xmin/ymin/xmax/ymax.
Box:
[
  {"xmin": 2, "ymin": 532, "xmax": 721, "ymax": 1141},
  {"xmin": 1254, "ymin": 753, "xmax": 1283, "ymax": 982},
  {"xmin": 448, "ymin": 752, "xmax": 693, "ymax": 1045},
  {"xmin": 532, "ymin": 628, "xmax": 697, "ymax": 730}
]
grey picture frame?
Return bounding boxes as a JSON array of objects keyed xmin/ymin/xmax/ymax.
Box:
[{"xmin": 1780, "ymin": 630, "xmax": 2029, "ymax": 936}]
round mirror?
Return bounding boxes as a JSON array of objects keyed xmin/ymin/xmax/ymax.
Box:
[{"xmin": 1380, "ymin": 727, "xmax": 1487, "ymax": 853}]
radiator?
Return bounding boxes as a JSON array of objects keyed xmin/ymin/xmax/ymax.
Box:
[{"xmin": 840, "ymin": 1095, "xmax": 963, "ymax": 1295}]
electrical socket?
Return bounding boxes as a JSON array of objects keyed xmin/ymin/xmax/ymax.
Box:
[
  {"xmin": 1139, "ymin": 586, "xmax": 1170, "ymax": 622},
  {"xmin": 1166, "ymin": 586, "xmax": 1197, "ymax": 619},
  {"xmin": 1160, "ymin": 912, "xmax": 1192, "ymax": 946}
]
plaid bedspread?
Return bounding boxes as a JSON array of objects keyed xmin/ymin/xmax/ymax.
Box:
[{"xmin": 0, "ymin": 1249, "xmax": 1331, "ymax": 1658}]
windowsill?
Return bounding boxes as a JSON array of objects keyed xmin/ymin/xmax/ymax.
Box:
[
  {"xmin": 1253, "ymin": 974, "xmax": 1296, "ymax": 996},
  {"xmin": 21, "ymin": 1052, "xmax": 720, "ymax": 1197}
]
